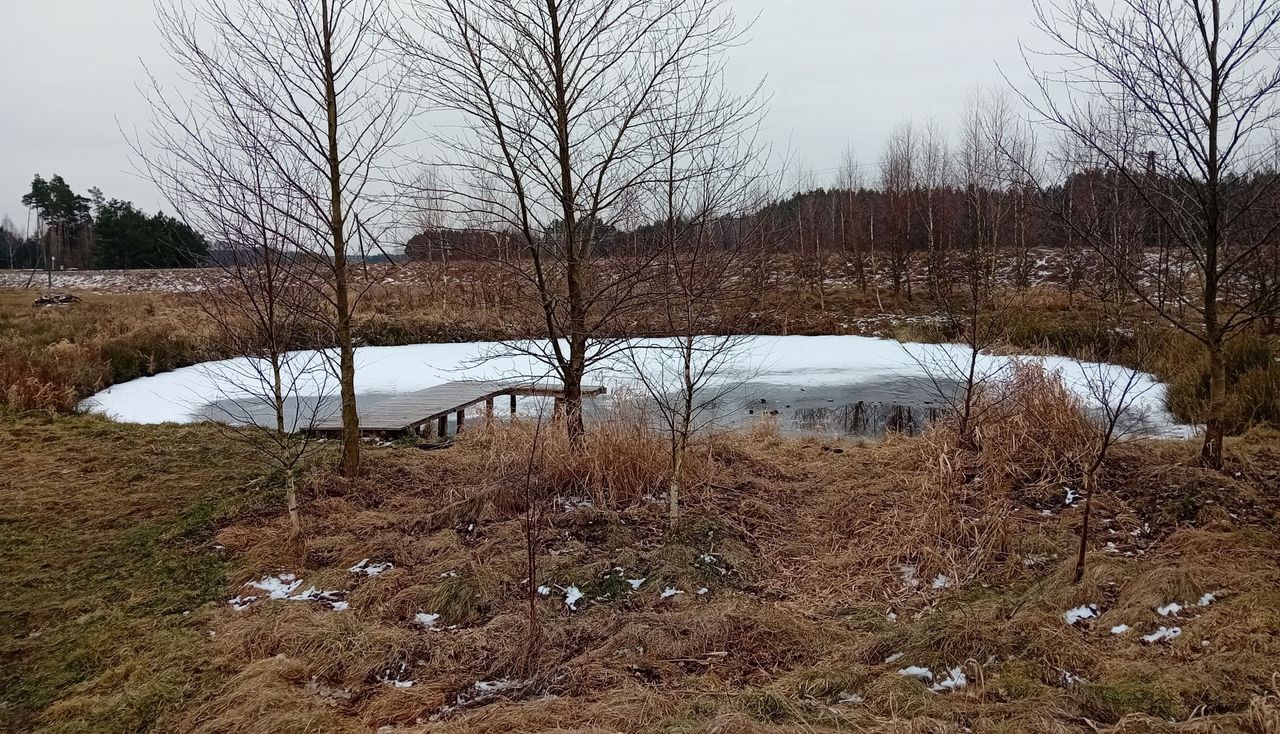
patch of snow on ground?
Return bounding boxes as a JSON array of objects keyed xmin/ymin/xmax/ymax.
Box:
[
  {"xmin": 627, "ymin": 578, "xmax": 646, "ymax": 590},
  {"xmin": 1064, "ymin": 604, "xmax": 1099, "ymax": 625},
  {"xmin": 247, "ymin": 573, "xmax": 302, "ymax": 599},
  {"xmin": 931, "ymin": 573, "xmax": 952, "ymax": 589},
  {"xmin": 1110, "ymin": 624, "xmax": 1131, "ymax": 635},
  {"xmin": 931, "ymin": 666, "xmax": 967, "ymax": 692},
  {"xmin": 432, "ymin": 679, "xmax": 530, "ymax": 721},
  {"xmin": 349, "ymin": 559, "xmax": 394, "ymax": 576},
  {"xmin": 897, "ymin": 666, "xmax": 933, "ymax": 682},
  {"xmin": 660, "ymin": 586, "xmax": 684, "ymax": 599},
  {"xmin": 563, "ymin": 586, "xmax": 583, "ymax": 610},
  {"xmin": 1142, "ymin": 626, "xmax": 1181, "ymax": 643},
  {"xmin": 884, "ymin": 652, "xmax": 905, "ymax": 664},
  {"xmin": 838, "ymin": 691, "xmax": 865, "ymax": 704},
  {"xmin": 414, "ymin": 613, "xmax": 441, "ymax": 629},
  {"xmin": 1060, "ymin": 670, "xmax": 1088, "ymax": 686},
  {"xmin": 1157, "ymin": 602, "xmax": 1183, "ymax": 617},
  {"xmin": 1197, "ymin": 592, "xmax": 1217, "ymax": 606},
  {"xmin": 229, "ymin": 574, "xmax": 347, "ymax": 611},
  {"xmin": 377, "ymin": 663, "xmax": 414, "ymax": 688},
  {"xmin": 898, "ymin": 563, "xmax": 920, "ymax": 589}
]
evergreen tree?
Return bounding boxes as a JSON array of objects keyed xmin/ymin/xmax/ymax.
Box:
[{"xmin": 92, "ymin": 195, "xmax": 207, "ymax": 268}]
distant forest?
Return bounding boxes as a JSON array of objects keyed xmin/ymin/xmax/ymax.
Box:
[
  {"xmin": 2, "ymin": 174, "xmax": 207, "ymax": 270},
  {"xmin": 405, "ymin": 165, "xmax": 1280, "ymax": 306}
]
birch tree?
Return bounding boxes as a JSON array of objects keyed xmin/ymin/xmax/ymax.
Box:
[{"xmin": 146, "ymin": 0, "xmax": 408, "ymax": 476}]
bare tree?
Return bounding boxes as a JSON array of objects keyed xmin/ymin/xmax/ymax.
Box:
[
  {"xmin": 879, "ymin": 121, "xmax": 917, "ymax": 304},
  {"xmin": 836, "ymin": 144, "xmax": 870, "ymax": 291},
  {"xmin": 917, "ymin": 119, "xmax": 952, "ymax": 299},
  {"xmin": 909, "ymin": 91, "xmax": 1031, "ymax": 449},
  {"xmin": 179, "ymin": 150, "xmax": 333, "ymax": 543},
  {"xmin": 196, "ymin": 267, "xmax": 332, "ymax": 546},
  {"xmin": 623, "ymin": 70, "xmax": 768, "ymax": 522},
  {"xmin": 1068, "ymin": 349, "xmax": 1157, "ymax": 582},
  {"xmin": 1023, "ymin": 0, "xmax": 1280, "ymax": 468},
  {"xmin": 145, "ymin": 0, "xmax": 409, "ymax": 477},
  {"xmin": 391, "ymin": 0, "xmax": 752, "ymax": 444}
]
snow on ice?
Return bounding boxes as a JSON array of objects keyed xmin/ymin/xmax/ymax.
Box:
[{"xmin": 81, "ymin": 336, "xmax": 1193, "ymax": 438}]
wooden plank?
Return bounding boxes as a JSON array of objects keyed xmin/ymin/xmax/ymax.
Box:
[{"xmin": 310, "ymin": 379, "xmax": 608, "ymax": 435}]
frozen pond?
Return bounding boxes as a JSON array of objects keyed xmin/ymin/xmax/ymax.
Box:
[{"xmin": 81, "ymin": 335, "xmax": 1194, "ymax": 439}]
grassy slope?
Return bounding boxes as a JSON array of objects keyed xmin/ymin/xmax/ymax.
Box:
[
  {"xmin": 191, "ymin": 425, "xmax": 1280, "ymax": 734},
  {"xmin": 2, "ymin": 417, "xmax": 1279, "ymax": 732},
  {"xmin": 3, "ymin": 279, "xmax": 1279, "ymax": 733},
  {"xmin": 0, "ymin": 415, "xmax": 269, "ymax": 733}
]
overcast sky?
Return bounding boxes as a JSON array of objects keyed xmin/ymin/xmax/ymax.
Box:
[{"xmin": 0, "ymin": 0, "xmax": 1039, "ymax": 228}]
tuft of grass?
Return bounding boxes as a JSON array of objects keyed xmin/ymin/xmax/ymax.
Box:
[
  {"xmin": 429, "ymin": 569, "xmax": 494, "ymax": 627},
  {"xmin": 735, "ymin": 689, "xmax": 799, "ymax": 723},
  {"xmin": 1074, "ymin": 679, "xmax": 1185, "ymax": 722}
]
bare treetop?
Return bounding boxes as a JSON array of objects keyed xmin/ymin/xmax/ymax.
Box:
[
  {"xmin": 393, "ymin": 0, "xmax": 748, "ymax": 231},
  {"xmin": 150, "ymin": 0, "xmax": 408, "ymax": 258}
]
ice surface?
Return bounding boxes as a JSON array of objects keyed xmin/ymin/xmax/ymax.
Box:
[{"xmin": 81, "ymin": 336, "xmax": 1193, "ymax": 437}]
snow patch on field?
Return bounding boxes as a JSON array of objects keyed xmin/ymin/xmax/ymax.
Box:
[
  {"xmin": 1143, "ymin": 626, "xmax": 1182, "ymax": 643},
  {"xmin": 229, "ymin": 573, "xmax": 346, "ymax": 611},
  {"xmin": 563, "ymin": 586, "xmax": 583, "ymax": 610},
  {"xmin": 1064, "ymin": 604, "xmax": 1099, "ymax": 625},
  {"xmin": 349, "ymin": 559, "xmax": 393, "ymax": 576}
]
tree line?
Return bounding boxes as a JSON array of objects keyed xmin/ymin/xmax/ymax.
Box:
[{"xmin": 7, "ymin": 173, "xmax": 207, "ymax": 270}]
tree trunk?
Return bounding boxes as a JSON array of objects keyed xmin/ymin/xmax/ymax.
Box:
[
  {"xmin": 321, "ymin": 0, "xmax": 360, "ymax": 477},
  {"xmin": 562, "ymin": 373, "xmax": 585, "ymax": 444},
  {"xmin": 336, "ymin": 284, "xmax": 361, "ymax": 476},
  {"xmin": 1073, "ymin": 467, "xmax": 1096, "ymax": 583},
  {"xmin": 1200, "ymin": 338, "xmax": 1227, "ymax": 469},
  {"xmin": 286, "ymin": 466, "xmax": 301, "ymax": 539}
]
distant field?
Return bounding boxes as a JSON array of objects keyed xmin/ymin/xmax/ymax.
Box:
[{"xmin": 0, "ymin": 268, "xmax": 214, "ymax": 293}]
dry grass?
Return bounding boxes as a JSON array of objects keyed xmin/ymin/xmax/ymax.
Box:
[
  {"xmin": 6, "ymin": 403, "xmax": 1279, "ymax": 733},
  {"xmin": 164, "ymin": 393, "xmax": 1280, "ymax": 734},
  {"xmin": 0, "ymin": 414, "xmax": 276, "ymax": 733},
  {"xmin": 5, "ymin": 269, "xmax": 1280, "ymax": 733},
  {"xmin": 0, "ymin": 291, "xmax": 219, "ymax": 412}
]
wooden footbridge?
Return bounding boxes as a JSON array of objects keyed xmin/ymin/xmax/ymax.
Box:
[{"xmin": 308, "ymin": 380, "xmax": 607, "ymax": 438}]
